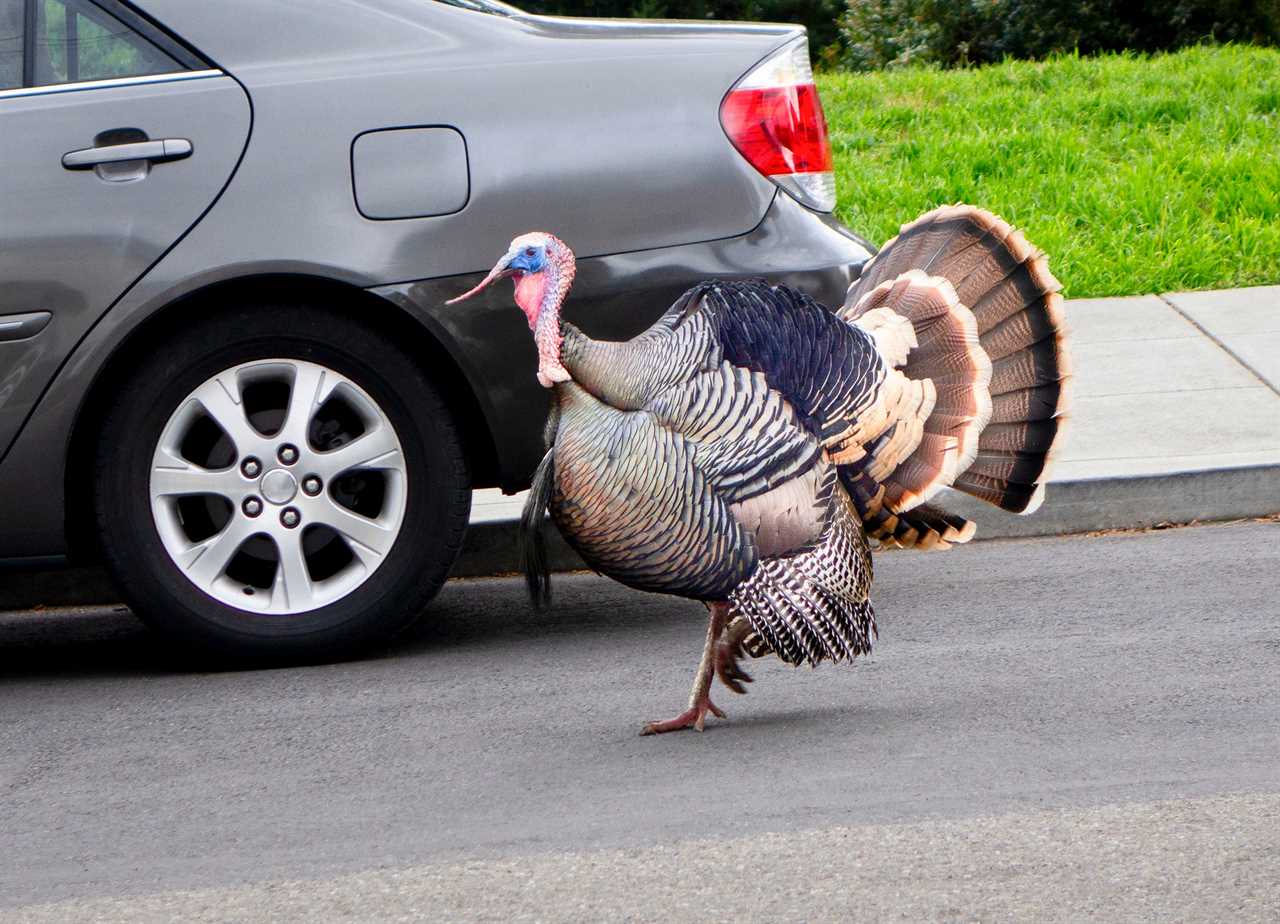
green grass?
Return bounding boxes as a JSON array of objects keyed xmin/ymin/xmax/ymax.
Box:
[{"xmin": 818, "ymin": 45, "xmax": 1280, "ymax": 297}]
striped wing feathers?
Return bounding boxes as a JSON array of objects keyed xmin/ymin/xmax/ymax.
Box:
[
  {"xmin": 551, "ymin": 385, "xmax": 757, "ymax": 601},
  {"xmin": 647, "ymin": 360, "xmax": 821, "ymax": 504},
  {"xmin": 694, "ymin": 281, "xmax": 888, "ymax": 453}
]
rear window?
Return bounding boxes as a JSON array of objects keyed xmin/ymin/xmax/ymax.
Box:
[
  {"xmin": 0, "ymin": 0, "xmax": 22, "ymax": 89},
  {"xmin": 0, "ymin": 0, "xmax": 189, "ymax": 91},
  {"xmin": 34, "ymin": 0, "xmax": 182, "ymax": 86}
]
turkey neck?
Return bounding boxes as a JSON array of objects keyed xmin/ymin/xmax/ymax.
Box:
[
  {"xmin": 518, "ymin": 253, "xmax": 575, "ymax": 387},
  {"xmin": 559, "ymin": 324, "xmax": 656, "ymax": 411}
]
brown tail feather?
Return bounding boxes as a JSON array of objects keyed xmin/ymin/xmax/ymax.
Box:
[
  {"xmin": 968, "ymin": 245, "xmax": 1064, "ymax": 333},
  {"xmin": 989, "ymin": 343, "xmax": 1063, "ymax": 395},
  {"xmin": 980, "ymin": 306, "xmax": 1061, "ymax": 362},
  {"xmin": 990, "ymin": 382, "xmax": 1067, "ymax": 423},
  {"xmin": 954, "ymin": 470, "xmax": 1042, "ymax": 512},
  {"xmin": 978, "ymin": 420, "xmax": 1060, "ymax": 454},
  {"xmin": 966, "ymin": 448, "xmax": 1050, "ymax": 486}
]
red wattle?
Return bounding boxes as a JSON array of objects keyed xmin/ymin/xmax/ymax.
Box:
[{"xmin": 515, "ymin": 273, "xmax": 549, "ymax": 329}]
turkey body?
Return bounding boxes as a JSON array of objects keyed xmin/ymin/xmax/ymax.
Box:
[
  {"xmin": 546, "ymin": 281, "xmax": 880, "ymax": 664},
  {"xmin": 529, "ymin": 205, "xmax": 1070, "ymax": 669}
]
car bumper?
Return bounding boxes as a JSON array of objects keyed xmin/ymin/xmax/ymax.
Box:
[{"xmin": 374, "ymin": 192, "xmax": 876, "ymax": 491}]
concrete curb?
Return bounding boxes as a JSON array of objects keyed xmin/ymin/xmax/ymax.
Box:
[
  {"xmin": 938, "ymin": 464, "xmax": 1280, "ymax": 540},
  {"xmin": 5, "ymin": 463, "xmax": 1276, "ymax": 610}
]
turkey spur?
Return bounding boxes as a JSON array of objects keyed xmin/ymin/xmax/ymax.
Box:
[{"xmin": 448, "ymin": 205, "xmax": 1070, "ymax": 735}]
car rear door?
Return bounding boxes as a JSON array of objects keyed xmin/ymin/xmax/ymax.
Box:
[{"xmin": 0, "ymin": 0, "xmax": 250, "ymax": 458}]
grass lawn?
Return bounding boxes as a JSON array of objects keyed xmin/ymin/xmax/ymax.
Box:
[{"xmin": 818, "ymin": 45, "xmax": 1280, "ymax": 298}]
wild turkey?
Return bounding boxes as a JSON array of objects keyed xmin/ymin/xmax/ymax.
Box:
[{"xmin": 448, "ymin": 205, "xmax": 1070, "ymax": 734}]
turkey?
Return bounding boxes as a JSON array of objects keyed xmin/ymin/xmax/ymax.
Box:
[{"xmin": 448, "ymin": 205, "xmax": 1070, "ymax": 735}]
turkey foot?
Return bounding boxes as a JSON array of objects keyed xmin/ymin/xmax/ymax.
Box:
[
  {"xmin": 640, "ymin": 602, "xmax": 730, "ymax": 736},
  {"xmin": 641, "ymin": 698, "xmax": 726, "ymax": 735}
]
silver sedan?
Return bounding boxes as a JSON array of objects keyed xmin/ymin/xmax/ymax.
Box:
[{"xmin": 0, "ymin": 0, "xmax": 872, "ymax": 657}]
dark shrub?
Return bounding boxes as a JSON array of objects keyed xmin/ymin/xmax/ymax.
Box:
[{"xmin": 840, "ymin": 0, "xmax": 1280, "ymax": 69}]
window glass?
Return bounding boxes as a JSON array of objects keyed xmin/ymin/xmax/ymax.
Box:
[
  {"xmin": 0, "ymin": 0, "xmax": 21, "ymax": 90},
  {"xmin": 33, "ymin": 0, "xmax": 181, "ymax": 86}
]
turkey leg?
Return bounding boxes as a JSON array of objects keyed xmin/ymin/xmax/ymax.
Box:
[
  {"xmin": 641, "ymin": 602, "xmax": 730, "ymax": 735},
  {"xmin": 714, "ymin": 615, "xmax": 754, "ymax": 694}
]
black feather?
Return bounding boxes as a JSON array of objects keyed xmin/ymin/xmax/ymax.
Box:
[{"xmin": 520, "ymin": 447, "xmax": 556, "ymax": 607}]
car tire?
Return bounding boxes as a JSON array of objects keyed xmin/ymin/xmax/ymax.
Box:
[{"xmin": 93, "ymin": 301, "xmax": 470, "ymax": 661}]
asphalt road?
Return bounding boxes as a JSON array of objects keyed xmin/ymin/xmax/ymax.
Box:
[{"xmin": 1, "ymin": 520, "xmax": 1278, "ymax": 920}]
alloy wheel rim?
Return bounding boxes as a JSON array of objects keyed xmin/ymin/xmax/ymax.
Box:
[{"xmin": 149, "ymin": 358, "xmax": 408, "ymax": 615}]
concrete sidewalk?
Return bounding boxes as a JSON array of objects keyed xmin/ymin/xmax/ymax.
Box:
[{"xmin": 3, "ymin": 285, "xmax": 1278, "ymax": 605}]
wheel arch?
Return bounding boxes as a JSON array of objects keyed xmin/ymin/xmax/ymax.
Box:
[{"xmin": 65, "ymin": 273, "xmax": 498, "ymax": 562}]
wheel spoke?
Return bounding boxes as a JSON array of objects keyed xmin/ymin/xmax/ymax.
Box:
[
  {"xmin": 178, "ymin": 518, "xmax": 255, "ymax": 587},
  {"xmin": 151, "ymin": 448, "xmax": 242, "ymax": 499},
  {"xmin": 270, "ymin": 533, "xmax": 314, "ymax": 611},
  {"xmin": 313, "ymin": 424, "xmax": 402, "ymax": 480},
  {"xmin": 190, "ymin": 375, "xmax": 259, "ymax": 455},
  {"xmin": 316, "ymin": 499, "xmax": 396, "ymax": 563},
  {"xmin": 279, "ymin": 362, "xmax": 335, "ymax": 448}
]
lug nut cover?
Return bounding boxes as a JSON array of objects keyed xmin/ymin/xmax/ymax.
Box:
[
  {"xmin": 278, "ymin": 445, "xmax": 299, "ymax": 465},
  {"xmin": 281, "ymin": 507, "xmax": 301, "ymax": 528},
  {"xmin": 243, "ymin": 497, "xmax": 263, "ymax": 517},
  {"xmin": 303, "ymin": 476, "xmax": 322, "ymax": 496},
  {"xmin": 242, "ymin": 458, "xmax": 261, "ymax": 478}
]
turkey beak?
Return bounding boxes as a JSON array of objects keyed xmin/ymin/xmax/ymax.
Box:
[{"xmin": 445, "ymin": 252, "xmax": 518, "ymax": 305}]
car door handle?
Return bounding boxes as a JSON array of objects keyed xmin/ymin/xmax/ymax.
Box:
[
  {"xmin": 62, "ymin": 138, "xmax": 193, "ymax": 169},
  {"xmin": 0, "ymin": 311, "xmax": 53, "ymax": 343}
]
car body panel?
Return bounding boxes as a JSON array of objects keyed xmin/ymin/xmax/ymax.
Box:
[{"xmin": 0, "ymin": 73, "xmax": 251, "ymax": 457}]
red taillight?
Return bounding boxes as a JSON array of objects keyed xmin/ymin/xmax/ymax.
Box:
[
  {"xmin": 720, "ymin": 36, "xmax": 836, "ymax": 211},
  {"xmin": 720, "ymin": 84, "xmax": 834, "ymax": 176}
]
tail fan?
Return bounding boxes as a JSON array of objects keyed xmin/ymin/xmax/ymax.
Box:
[
  {"xmin": 841, "ymin": 204, "xmax": 1070, "ymax": 532},
  {"xmin": 520, "ymin": 448, "xmax": 556, "ymax": 607}
]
